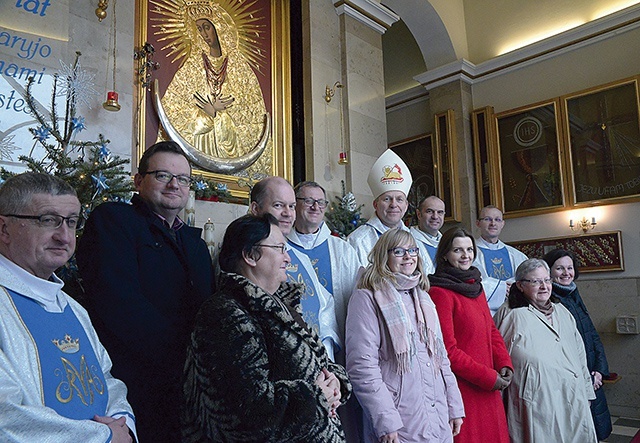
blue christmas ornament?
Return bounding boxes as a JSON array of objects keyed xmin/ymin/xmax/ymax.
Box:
[
  {"xmin": 350, "ymin": 219, "xmax": 357, "ymax": 226},
  {"xmin": 195, "ymin": 180, "xmax": 207, "ymax": 190},
  {"xmin": 98, "ymin": 143, "xmax": 111, "ymax": 160},
  {"xmin": 354, "ymin": 213, "xmax": 360, "ymax": 220},
  {"xmin": 91, "ymin": 172, "xmax": 109, "ymax": 192},
  {"xmin": 216, "ymin": 183, "xmax": 228, "ymax": 192},
  {"xmin": 71, "ymin": 117, "xmax": 86, "ymax": 133},
  {"xmin": 33, "ymin": 126, "xmax": 50, "ymax": 143}
]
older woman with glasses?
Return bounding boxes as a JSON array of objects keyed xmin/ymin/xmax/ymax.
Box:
[
  {"xmin": 182, "ymin": 213, "xmax": 351, "ymax": 442},
  {"xmin": 495, "ymin": 258, "xmax": 597, "ymax": 443},
  {"xmin": 346, "ymin": 228, "xmax": 464, "ymax": 443}
]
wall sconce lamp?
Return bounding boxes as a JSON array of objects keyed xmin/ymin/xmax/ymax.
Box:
[
  {"xmin": 324, "ymin": 81, "xmax": 342, "ymax": 103},
  {"xmin": 323, "ymin": 81, "xmax": 348, "ymax": 165},
  {"xmin": 570, "ymin": 216, "xmax": 596, "ymax": 233}
]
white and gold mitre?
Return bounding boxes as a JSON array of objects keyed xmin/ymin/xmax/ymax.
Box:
[{"xmin": 367, "ymin": 149, "xmax": 413, "ymax": 199}]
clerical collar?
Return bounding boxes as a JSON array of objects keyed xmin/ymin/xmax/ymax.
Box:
[
  {"xmin": 0, "ymin": 253, "xmax": 66, "ymax": 312},
  {"xmin": 295, "ymin": 228, "xmax": 320, "ymax": 249},
  {"xmin": 423, "ymin": 230, "xmax": 441, "ymax": 241},
  {"xmin": 477, "ymin": 236, "xmax": 502, "ymax": 249}
]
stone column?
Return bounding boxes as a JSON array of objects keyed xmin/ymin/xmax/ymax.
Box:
[
  {"xmin": 422, "ymin": 78, "xmax": 477, "ymax": 229},
  {"xmin": 303, "ymin": 0, "xmax": 397, "ymax": 216},
  {"xmin": 332, "ymin": 0, "xmax": 398, "ymax": 216}
]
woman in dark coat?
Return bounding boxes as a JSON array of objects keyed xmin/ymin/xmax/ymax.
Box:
[
  {"xmin": 543, "ymin": 249, "xmax": 612, "ymax": 441},
  {"xmin": 182, "ymin": 214, "xmax": 351, "ymax": 442}
]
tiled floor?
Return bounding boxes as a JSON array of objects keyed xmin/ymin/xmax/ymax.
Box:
[{"xmin": 604, "ymin": 417, "xmax": 640, "ymax": 442}]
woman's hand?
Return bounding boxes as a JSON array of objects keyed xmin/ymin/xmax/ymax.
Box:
[
  {"xmin": 379, "ymin": 431, "xmax": 399, "ymax": 443},
  {"xmin": 592, "ymin": 371, "xmax": 603, "ymax": 390},
  {"xmin": 492, "ymin": 370, "xmax": 509, "ymax": 391},
  {"xmin": 499, "ymin": 366, "xmax": 513, "ymax": 386},
  {"xmin": 315, "ymin": 368, "xmax": 341, "ymax": 417},
  {"xmin": 450, "ymin": 417, "xmax": 463, "ymax": 436}
]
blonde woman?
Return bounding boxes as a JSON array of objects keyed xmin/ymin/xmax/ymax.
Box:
[{"xmin": 346, "ymin": 229, "xmax": 464, "ymax": 443}]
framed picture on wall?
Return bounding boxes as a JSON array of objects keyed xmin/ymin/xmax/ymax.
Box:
[
  {"xmin": 472, "ymin": 106, "xmax": 498, "ymax": 210},
  {"xmin": 390, "ymin": 133, "xmax": 434, "ymax": 227},
  {"xmin": 434, "ymin": 110, "xmax": 461, "ymax": 222},
  {"xmin": 494, "ymin": 100, "xmax": 566, "ymax": 216},
  {"xmin": 563, "ymin": 77, "xmax": 640, "ymax": 206},
  {"xmin": 135, "ymin": 0, "xmax": 293, "ymax": 199},
  {"xmin": 509, "ymin": 230, "xmax": 624, "ymax": 273}
]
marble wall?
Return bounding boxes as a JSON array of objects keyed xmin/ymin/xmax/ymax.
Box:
[{"xmin": 304, "ymin": 1, "xmax": 395, "ymax": 219}]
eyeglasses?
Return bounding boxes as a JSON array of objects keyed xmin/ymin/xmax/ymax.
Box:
[
  {"xmin": 3, "ymin": 214, "xmax": 85, "ymax": 230},
  {"xmin": 255, "ymin": 244, "xmax": 287, "ymax": 254},
  {"xmin": 520, "ymin": 278, "xmax": 552, "ymax": 286},
  {"xmin": 296, "ymin": 197, "xmax": 329, "ymax": 209},
  {"xmin": 479, "ymin": 217, "xmax": 503, "ymax": 223},
  {"xmin": 388, "ymin": 247, "xmax": 419, "ymax": 257},
  {"xmin": 143, "ymin": 170, "xmax": 192, "ymax": 187}
]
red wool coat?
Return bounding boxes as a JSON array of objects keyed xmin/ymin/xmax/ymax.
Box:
[{"xmin": 429, "ymin": 285, "xmax": 512, "ymax": 443}]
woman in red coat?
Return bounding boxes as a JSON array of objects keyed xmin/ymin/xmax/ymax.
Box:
[{"xmin": 428, "ymin": 227, "xmax": 512, "ymax": 443}]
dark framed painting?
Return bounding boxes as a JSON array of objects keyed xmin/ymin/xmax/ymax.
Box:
[
  {"xmin": 434, "ymin": 110, "xmax": 461, "ymax": 222},
  {"xmin": 495, "ymin": 100, "xmax": 566, "ymax": 216},
  {"xmin": 135, "ymin": 0, "xmax": 292, "ymax": 199},
  {"xmin": 563, "ymin": 77, "xmax": 640, "ymax": 206},
  {"xmin": 472, "ymin": 106, "xmax": 498, "ymax": 210},
  {"xmin": 509, "ymin": 230, "xmax": 624, "ymax": 273},
  {"xmin": 390, "ymin": 134, "xmax": 434, "ymax": 227}
]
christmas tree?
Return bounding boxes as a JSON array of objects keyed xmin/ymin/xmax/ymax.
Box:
[
  {"xmin": 1, "ymin": 52, "xmax": 133, "ymax": 297},
  {"xmin": 11, "ymin": 51, "xmax": 133, "ymax": 217},
  {"xmin": 325, "ymin": 180, "xmax": 367, "ymax": 238}
]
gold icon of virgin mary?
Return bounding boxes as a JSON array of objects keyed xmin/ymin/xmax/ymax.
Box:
[{"xmin": 150, "ymin": 0, "xmax": 272, "ymax": 175}]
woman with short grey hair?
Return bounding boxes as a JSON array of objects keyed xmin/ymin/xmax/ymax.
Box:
[{"xmin": 495, "ymin": 258, "xmax": 597, "ymax": 443}]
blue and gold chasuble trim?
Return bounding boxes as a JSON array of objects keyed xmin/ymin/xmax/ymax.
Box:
[
  {"xmin": 479, "ymin": 247, "xmax": 514, "ymax": 280},
  {"xmin": 8, "ymin": 289, "xmax": 108, "ymax": 420},
  {"xmin": 289, "ymin": 241, "xmax": 334, "ymax": 296},
  {"xmin": 286, "ymin": 252, "xmax": 321, "ymax": 337}
]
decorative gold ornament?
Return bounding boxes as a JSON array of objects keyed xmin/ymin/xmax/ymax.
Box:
[{"xmin": 96, "ymin": 0, "xmax": 108, "ymax": 21}]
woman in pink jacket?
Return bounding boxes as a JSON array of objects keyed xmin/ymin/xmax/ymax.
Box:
[{"xmin": 346, "ymin": 228, "xmax": 464, "ymax": 443}]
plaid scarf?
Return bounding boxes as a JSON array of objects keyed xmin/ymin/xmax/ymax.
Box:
[{"xmin": 374, "ymin": 272, "xmax": 446, "ymax": 374}]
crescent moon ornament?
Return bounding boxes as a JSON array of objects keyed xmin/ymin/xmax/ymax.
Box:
[{"xmin": 153, "ymin": 79, "xmax": 270, "ymax": 174}]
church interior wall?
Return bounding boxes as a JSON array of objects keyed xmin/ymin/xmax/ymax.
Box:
[
  {"xmin": 386, "ymin": 19, "xmax": 640, "ymax": 417},
  {"xmin": 3, "ymin": 0, "xmax": 637, "ymax": 420}
]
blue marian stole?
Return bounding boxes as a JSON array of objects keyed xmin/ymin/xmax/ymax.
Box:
[
  {"xmin": 286, "ymin": 251, "xmax": 321, "ymax": 336},
  {"xmin": 480, "ymin": 247, "xmax": 514, "ymax": 280},
  {"xmin": 289, "ymin": 241, "xmax": 334, "ymax": 296},
  {"xmin": 9, "ymin": 290, "xmax": 108, "ymax": 420}
]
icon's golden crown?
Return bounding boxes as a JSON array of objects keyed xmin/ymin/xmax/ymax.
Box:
[
  {"xmin": 491, "ymin": 256, "xmax": 503, "ymax": 264},
  {"xmin": 52, "ymin": 334, "xmax": 80, "ymax": 354},
  {"xmin": 184, "ymin": 0, "xmax": 216, "ymax": 20}
]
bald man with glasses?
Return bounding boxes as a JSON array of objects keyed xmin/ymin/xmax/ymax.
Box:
[
  {"xmin": 77, "ymin": 141, "xmax": 215, "ymax": 442},
  {"xmin": 473, "ymin": 205, "xmax": 527, "ymax": 316}
]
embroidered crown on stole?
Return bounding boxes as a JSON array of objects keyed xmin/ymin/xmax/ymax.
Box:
[{"xmin": 52, "ymin": 334, "xmax": 80, "ymax": 354}]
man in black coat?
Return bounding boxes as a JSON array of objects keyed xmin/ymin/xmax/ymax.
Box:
[{"xmin": 77, "ymin": 141, "xmax": 214, "ymax": 442}]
